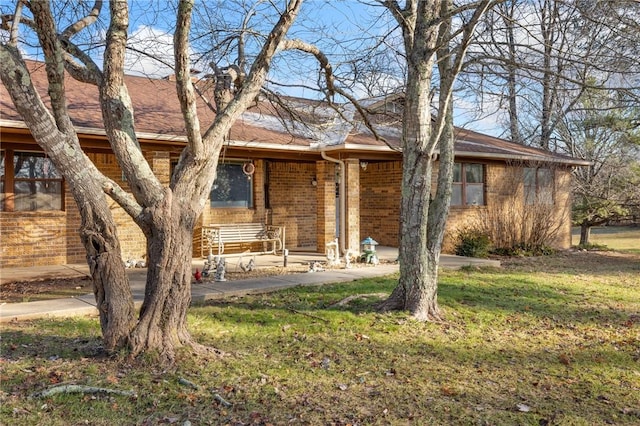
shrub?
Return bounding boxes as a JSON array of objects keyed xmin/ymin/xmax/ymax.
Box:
[{"xmin": 455, "ymin": 228, "xmax": 492, "ymax": 258}]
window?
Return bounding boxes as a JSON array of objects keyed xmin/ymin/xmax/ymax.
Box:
[
  {"xmin": 524, "ymin": 167, "xmax": 554, "ymax": 205},
  {"xmin": 1, "ymin": 151, "xmax": 63, "ymax": 211},
  {"xmin": 210, "ymin": 161, "xmax": 254, "ymax": 208},
  {"xmin": 451, "ymin": 163, "xmax": 485, "ymax": 206}
]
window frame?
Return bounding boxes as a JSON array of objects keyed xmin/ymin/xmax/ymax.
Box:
[
  {"xmin": 451, "ymin": 162, "xmax": 486, "ymax": 207},
  {"xmin": 524, "ymin": 167, "xmax": 554, "ymax": 205},
  {"xmin": 1, "ymin": 149, "xmax": 65, "ymax": 212},
  {"xmin": 209, "ymin": 160, "xmax": 255, "ymax": 209}
]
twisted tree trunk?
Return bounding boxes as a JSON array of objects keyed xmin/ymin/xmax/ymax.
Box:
[{"xmin": 129, "ymin": 190, "xmax": 198, "ymax": 360}]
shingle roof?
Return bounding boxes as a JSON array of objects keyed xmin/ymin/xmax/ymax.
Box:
[{"xmin": 1, "ymin": 60, "xmax": 588, "ymax": 165}]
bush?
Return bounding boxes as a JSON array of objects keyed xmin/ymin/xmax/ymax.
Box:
[
  {"xmin": 492, "ymin": 244, "xmax": 556, "ymax": 257},
  {"xmin": 455, "ymin": 228, "xmax": 492, "ymax": 258}
]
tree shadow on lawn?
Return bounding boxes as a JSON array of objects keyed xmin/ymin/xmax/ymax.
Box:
[
  {"xmin": 199, "ymin": 273, "xmax": 638, "ymax": 330},
  {"xmin": 499, "ymin": 250, "xmax": 640, "ymax": 276},
  {"xmin": 437, "ymin": 275, "xmax": 638, "ymax": 326},
  {"xmin": 0, "ymin": 329, "xmax": 107, "ymax": 362}
]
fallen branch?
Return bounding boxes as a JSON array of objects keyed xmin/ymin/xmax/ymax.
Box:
[
  {"xmin": 30, "ymin": 384, "xmax": 136, "ymax": 399},
  {"xmin": 213, "ymin": 392, "xmax": 233, "ymax": 407},
  {"xmin": 178, "ymin": 377, "xmax": 199, "ymax": 390}
]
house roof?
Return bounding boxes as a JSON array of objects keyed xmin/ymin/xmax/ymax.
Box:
[{"xmin": 1, "ymin": 60, "xmax": 589, "ymax": 166}]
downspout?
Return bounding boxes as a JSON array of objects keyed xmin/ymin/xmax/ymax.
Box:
[{"xmin": 321, "ymin": 150, "xmax": 346, "ymax": 254}]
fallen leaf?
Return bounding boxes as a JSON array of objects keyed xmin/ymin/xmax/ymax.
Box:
[
  {"xmin": 558, "ymin": 353, "xmax": 571, "ymax": 365},
  {"xmin": 440, "ymin": 386, "xmax": 459, "ymax": 396}
]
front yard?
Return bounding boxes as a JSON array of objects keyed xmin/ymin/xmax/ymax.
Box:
[{"xmin": 1, "ymin": 249, "xmax": 638, "ymax": 425}]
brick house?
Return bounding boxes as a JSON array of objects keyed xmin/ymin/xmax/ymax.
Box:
[{"xmin": 0, "ymin": 61, "xmax": 589, "ymax": 268}]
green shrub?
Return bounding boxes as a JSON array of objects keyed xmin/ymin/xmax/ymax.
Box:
[{"xmin": 455, "ymin": 228, "xmax": 492, "ymax": 258}]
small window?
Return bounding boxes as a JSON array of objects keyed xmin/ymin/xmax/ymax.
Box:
[
  {"xmin": 524, "ymin": 167, "xmax": 554, "ymax": 205},
  {"xmin": 452, "ymin": 163, "xmax": 485, "ymax": 206},
  {"xmin": 2, "ymin": 151, "xmax": 64, "ymax": 211},
  {"xmin": 210, "ymin": 161, "xmax": 254, "ymax": 208}
]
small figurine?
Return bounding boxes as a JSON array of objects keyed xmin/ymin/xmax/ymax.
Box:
[{"xmin": 214, "ymin": 257, "xmax": 227, "ymax": 282}]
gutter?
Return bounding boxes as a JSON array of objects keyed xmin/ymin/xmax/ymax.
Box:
[
  {"xmin": 316, "ymin": 141, "xmax": 591, "ymax": 167},
  {"xmin": 451, "ymin": 150, "xmax": 592, "ymax": 167},
  {"xmin": 320, "ymin": 150, "xmax": 346, "ymax": 254}
]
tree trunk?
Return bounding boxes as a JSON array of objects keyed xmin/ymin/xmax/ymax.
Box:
[
  {"xmin": 377, "ymin": 0, "xmax": 441, "ymax": 320},
  {"xmin": 128, "ymin": 190, "xmax": 197, "ymax": 361},
  {"xmin": 579, "ymin": 223, "xmax": 591, "ymax": 245},
  {"xmin": 80, "ymin": 205, "xmax": 136, "ymax": 351},
  {"xmin": 503, "ymin": 2, "xmax": 521, "ymax": 145},
  {"xmin": 379, "ymin": 153, "xmax": 441, "ymax": 319}
]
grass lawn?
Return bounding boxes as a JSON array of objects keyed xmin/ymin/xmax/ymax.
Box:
[
  {"xmin": 1, "ymin": 251, "xmax": 639, "ymax": 425},
  {"xmin": 571, "ymin": 225, "xmax": 640, "ymax": 254}
]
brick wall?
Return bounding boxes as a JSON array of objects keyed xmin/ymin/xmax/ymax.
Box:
[
  {"xmin": 360, "ymin": 159, "xmax": 574, "ymax": 253},
  {"xmin": 195, "ymin": 160, "xmax": 319, "ymax": 256},
  {"xmin": 443, "ymin": 161, "xmax": 573, "ymax": 251},
  {"xmin": 360, "ymin": 161, "xmax": 402, "ymax": 247},
  {"xmin": 0, "ymin": 211, "xmax": 69, "ymax": 267},
  {"xmin": 268, "ymin": 161, "xmax": 318, "ymax": 250},
  {"xmin": 1, "ymin": 151, "xmax": 167, "ymax": 268},
  {"xmin": 553, "ymin": 167, "xmax": 573, "ymax": 248}
]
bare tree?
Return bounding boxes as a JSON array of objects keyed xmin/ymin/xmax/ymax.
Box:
[
  {"xmin": 462, "ymin": 0, "xmax": 640, "ymax": 148},
  {"xmin": 375, "ymin": 0, "xmax": 497, "ymax": 321},
  {"xmin": 1, "ymin": 0, "xmax": 302, "ymax": 361}
]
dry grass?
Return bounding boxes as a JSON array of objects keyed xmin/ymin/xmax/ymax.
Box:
[{"xmin": 1, "ymin": 249, "xmax": 639, "ymax": 425}]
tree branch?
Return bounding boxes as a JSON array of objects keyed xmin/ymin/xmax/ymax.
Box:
[
  {"xmin": 102, "ymin": 180, "xmax": 143, "ymax": 220},
  {"xmin": 431, "ymin": 0, "xmax": 496, "ymax": 147},
  {"xmin": 174, "ymin": 0, "xmax": 204, "ymax": 157},
  {"xmin": 30, "ymin": 384, "xmax": 136, "ymax": 399},
  {"xmin": 8, "ymin": 0, "xmax": 24, "ymax": 46},
  {"xmin": 28, "ymin": 0, "xmax": 75, "ymax": 135},
  {"xmin": 279, "ymin": 38, "xmax": 396, "ymax": 149},
  {"xmin": 60, "ymin": 0, "xmax": 103, "ymax": 39},
  {"xmin": 100, "ymin": 0, "xmax": 164, "ymax": 208},
  {"xmin": 201, "ymin": 0, "xmax": 304, "ymax": 147}
]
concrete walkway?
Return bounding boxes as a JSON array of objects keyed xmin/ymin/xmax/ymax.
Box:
[{"xmin": 0, "ymin": 248, "xmax": 499, "ymax": 323}]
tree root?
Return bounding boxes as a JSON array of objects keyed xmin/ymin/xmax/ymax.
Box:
[
  {"xmin": 30, "ymin": 384, "xmax": 136, "ymax": 399},
  {"xmin": 376, "ymin": 296, "xmax": 405, "ymax": 313}
]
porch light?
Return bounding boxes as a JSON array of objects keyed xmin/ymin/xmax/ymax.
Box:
[
  {"xmin": 360, "ymin": 236, "xmax": 379, "ymax": 265},
  {"xmin": 360, "ymin": 161, "xmax": 368, "ymax": 171}
]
